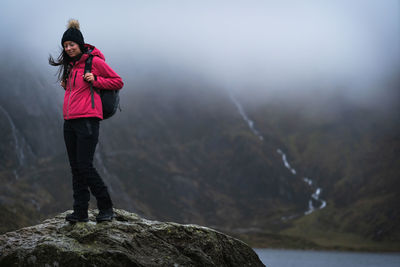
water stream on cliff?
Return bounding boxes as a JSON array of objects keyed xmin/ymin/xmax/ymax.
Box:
[
  {"xmin": 0, "ymin": 104, "xmax": 33, "ymax": 179},
  {"xmin": 229, "ymin": 93, "xmax": 264, "ymax": 141},
  {"xmin": 228, "ymin": 92, "xmax": 327, "ymax": 216}
]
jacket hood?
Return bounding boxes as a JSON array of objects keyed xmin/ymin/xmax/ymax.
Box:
[{"xmin": 84, "ymin": 43, "xmax": 105, "ymax": 61}]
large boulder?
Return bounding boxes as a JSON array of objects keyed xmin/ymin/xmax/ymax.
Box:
[{"xmin": 0, "ymin": 209, "xmax": 265, "ymax": 266}]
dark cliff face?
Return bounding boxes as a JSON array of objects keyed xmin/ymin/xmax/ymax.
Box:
[
  {"xmin": 0, "ymin": 209, "xmax": 265, "ymax": 267},
  {"xmin": 0, "ymin": 58, "xmax": 63, "ymax": 160},
  {"xmin": 238, "ymin": 82, "xmax": 400, "ymax": 246},
  {"xmin": 0, "ymin": 62, "xmax": 309, "ymax": 234},
  {"xmin": 96, "ymin": 74, "xmax": 310, "ymax": 228},
  {"xmin": 0, "ymin": 60, "xmax": 68, "ymax": 232}
]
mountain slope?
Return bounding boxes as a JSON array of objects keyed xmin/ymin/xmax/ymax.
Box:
[
  {"xmin": 0, "ymin": 59, "xmax": 399, "ymax": 251},
  {"xmin": 0, "ymin": 64, "xmax": 310, "ymax": 235},
  {"xmin": 236, "ymin": 83, "xmax": 400, "ymax": 249}
]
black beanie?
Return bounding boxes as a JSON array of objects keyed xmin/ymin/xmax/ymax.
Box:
[{"xmin": 61, "ymin": 19, "xmax": 84, "ymax": 47}]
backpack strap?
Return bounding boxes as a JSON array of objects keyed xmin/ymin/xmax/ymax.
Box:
[{"xmin": 84, "ymin": 50, "xmax": 95, "ymax": 109}]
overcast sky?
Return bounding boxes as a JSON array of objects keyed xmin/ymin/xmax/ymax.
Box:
[{"xmin": 1, "ymin": 0, "xmax": 399, "ymax": 107}]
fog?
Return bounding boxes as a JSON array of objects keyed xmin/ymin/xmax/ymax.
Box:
[{"xmin": 1, "ymin": 0, "xmax": 399, "ymax": 108}]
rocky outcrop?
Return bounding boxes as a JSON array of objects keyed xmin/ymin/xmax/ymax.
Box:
[{"xmin": 0, "ymin": 209, "xmax": 265, "ymax": 266}]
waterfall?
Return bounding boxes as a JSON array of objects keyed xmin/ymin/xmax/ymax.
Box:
[
  {"xmin": 229, "ymin": 92, "xmax": 264, "ymax": 141},
  {"xmin": 228, "ymin": 92, "xmax": 327, "ymax": 217},
  {"xmin": 0, "ymin": 104, "xmax": 33, "ymax": 179},
  {"xmin": 276, "ymin": 149, "xmax": 297, "ymax": 175},
  {"xmin": 304, "ymin": 186, "xmax": 327, "ymax": 215},
  {"xmin": 0, "ymin": 104, "xmax": 25, "ymax": 166}
]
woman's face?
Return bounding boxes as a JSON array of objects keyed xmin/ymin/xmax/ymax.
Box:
[{"xmin": 63, "ymin": 41, "xmax": 81, "ymax": 58}]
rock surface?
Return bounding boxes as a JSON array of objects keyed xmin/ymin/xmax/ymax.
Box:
[{"xmin": 0, "ymin": 209, "xmax": 265, "ymax": 266}]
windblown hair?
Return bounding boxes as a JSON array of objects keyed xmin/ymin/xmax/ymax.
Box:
[{"xmin": 48, "ymin": 49, "xmax": 71, "ymax": 83}]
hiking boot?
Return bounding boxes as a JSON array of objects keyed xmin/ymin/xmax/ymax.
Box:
[
  {"xmin": 96, "ymin": 208, "xmax": 114, "ymax": 222},
  {"xmin": 66, "ymin": 211, "xmax": 89, "ymax": 223}
]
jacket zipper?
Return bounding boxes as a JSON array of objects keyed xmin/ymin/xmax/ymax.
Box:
[
  {"xmin": 66, "ymin": 63, "xmax": 76, "ymax": 119},
  {"xmin": 73, "ymin": 71, "xmax": 77, "ymax": 87}
]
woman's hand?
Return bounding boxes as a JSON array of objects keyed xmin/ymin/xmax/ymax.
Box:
[
  {"xmin": 83, "ymin": 73, "xmax": 95, "ymax": 83},
  {"xmin": 60, "ymin": 80, "xmax": 66, "ymax": 89}
]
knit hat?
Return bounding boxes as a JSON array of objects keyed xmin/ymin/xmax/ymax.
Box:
[{"xmin": 61, "ymin": 19, "xmax": 84, "ymax": 47}]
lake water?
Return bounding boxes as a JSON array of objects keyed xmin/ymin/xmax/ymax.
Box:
[{"xmin": 254, "ymin": 248, "xmax": 400, "ymax": 267}]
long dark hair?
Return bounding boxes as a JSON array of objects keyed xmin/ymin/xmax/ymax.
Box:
[
  {"xmin": 48, "ymin": 44, "xmax": 86, "ymax": 82},
  {"xmin": 48, "ymin": 49, "xmax": 71, "ymax": 83}
]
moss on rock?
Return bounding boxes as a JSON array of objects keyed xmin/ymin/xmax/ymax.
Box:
[{"xmin": 0, "ymin": 209, "xmax": 265, "ymax": 266}]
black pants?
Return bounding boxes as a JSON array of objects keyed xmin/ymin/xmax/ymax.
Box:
[{"xmin": 64, "ymin": 118, "xmax": 113, "ymax": 214}]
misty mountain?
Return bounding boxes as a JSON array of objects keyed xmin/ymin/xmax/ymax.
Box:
[
  {"xmin": 0, "ymin": 57, "xmax": 399, "ymax": 250},
  {"xmin": 235, "ymin": 79, "xmax": 400, "ymax": 247},
  {"xmin": 0, "ymin": 59, "xmax": 309, "ymax": 227}
]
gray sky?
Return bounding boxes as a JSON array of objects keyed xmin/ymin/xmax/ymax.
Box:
[{"xmin": 1, "ymin": 0, "xmax": 399, "ymax": 107}]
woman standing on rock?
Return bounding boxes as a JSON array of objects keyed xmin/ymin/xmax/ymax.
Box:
[{"xmin": 48, "ymin": 19, "xmax": 124, "ymax": 223}]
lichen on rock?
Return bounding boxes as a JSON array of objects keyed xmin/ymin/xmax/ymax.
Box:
[{"xmin": 0, "ymin": 209, "xmax": 265, "ymax": 266}]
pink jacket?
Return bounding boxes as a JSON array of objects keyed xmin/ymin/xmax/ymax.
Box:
[{"xmin": 63, "ymin": 44, "xmax": 124, "ymax": 120}]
